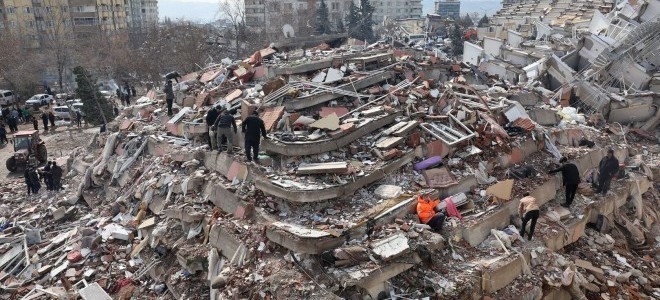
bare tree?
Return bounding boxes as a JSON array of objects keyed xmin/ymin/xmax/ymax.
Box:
[
  {"xmin": 0, "ymin": 34, "xmax": 41, "ymax": 98},
  {"xmin": 38, "ymin": 3, "xmax": 75, "ymax": 92},
  {"xmin": 219, "ymin": 0, "xmax": 248, "ymax": 58}
]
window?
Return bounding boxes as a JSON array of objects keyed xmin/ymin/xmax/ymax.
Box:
[
  {"xmin": 331, "ymin": 2, "xmax": 339, "ymax": 10},
  {"xmin": 75, "ymin": 6, "xmax": 83, "ymax": 12},
  {"xmin": 7, "ymin": 6, "xmax": 15, "ymax": 13},
  {"xmin": 10, "ymin": 21, "xmax": 16, "ymax": 28},
  {"xmin": 24, "ymin": 6, "xmax": 32, "ymax": 13},
  {"xmin": 46, "ymin": 20, "xmax": 54, "ymax": 27},
  {"xmin": 45, "ymin": 6, "xmax": 51, "ymax": 13},
  {"xmin": 283, "ymin": 3, "xmax": 292, "ymax": 10},
  {"xmin": 62, "ymin": 6, "xmax": 68, "ymax": 12},
  {"xmin": 26, "ymin": 20, "xmax": 35, "ymax": 27}
]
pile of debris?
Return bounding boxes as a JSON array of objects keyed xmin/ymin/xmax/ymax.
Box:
[{"xmin": 1, "ymin": 2, "xmax": 659, "ymax": 298}]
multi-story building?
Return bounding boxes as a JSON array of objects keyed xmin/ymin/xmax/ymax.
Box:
[
  {"xmin": 0, "ymin": 0, "xmax": 152, "ymax": 41},
  {"xmin": 244, "ymin": 0, "xmax": 355, "ymax": 40},
  {"xmin": 435, "ymin": 0, "xmax": 460, "ymax": 20},
  {"xmin": 126, "ymin": 0, "xmax": 157, "ymax": 31},
  {"xmin": 371, "ymin": 0, "xmax": 423, "ymax": 23}
]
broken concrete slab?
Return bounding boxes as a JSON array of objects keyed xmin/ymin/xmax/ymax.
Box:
[
  {"xmin": 296, "ymin": 162, "xmax": 349, "ymax": 175},
  {"xmin": 370, "ymin": 234, "xmax": 409, "ymax": 261},
  {"xmin": 309, "ymin": 113, "xmax": 340, "ymax": 131},
  {"xmin": 79, "ymin": 282, "xmax": 112, "ymax": 300}
]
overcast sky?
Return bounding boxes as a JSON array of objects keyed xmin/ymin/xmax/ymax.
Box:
[{"xmin": 157, "ymin": 0, "xmax": 501, "ymax": 23}]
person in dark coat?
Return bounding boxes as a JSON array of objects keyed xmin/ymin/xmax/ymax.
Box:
[
  {"xmin": 26, "ymin": 167, "xmax": 41, "ymax": 195},
  {"xmin": 596, "ymin": 149, "xmax": 619, "ymax": 195},
  {"xmin": 25, "ymin": 168, "xmax": 34, "ymax": 195},
  {"xmin": 0, "ymin": 123, "xmax": 7, "ymax": 145},
  {"xmin": 48, "ymin": 111, "xmax": 56, "ymax": 129},
  {"xmin": 131, "ymin": 86, "xmax": 137, "ymax": 97},
  {"xmin": 214, "ymin": 109, "xmax": 237, "ymax": 154},
  {"xmin": 41, "ymin": 113, "xmax": 49, "ymax": 132},
  {"xmin": 6, "ymin": 115, "xmax": 17, "ymax": 133},
  {"xmin": 32, "ymin": 118, "xmax": 39, "ymax": 131},
  {"xmin": 549, "ymin": 157, "xmax": 581, "ymax": 208},
  {"xmin": 164, "ymin": 80, "xmax": 174, "ymax": 116},
  {"xmin": 75, "ymin": 111, "xmax": 82, "ymax": 127},
  {"xmin": 241, "ymin": 111, "xmax": 267, "ymax": 163},
  {"xmin": 206, "ymin": 106, "xmax": 219, "ymax": 150},
  {"xmin": 51, "ymin": 161, "xmax": 63, "ymax": 191},
  {"xmin": 42, "ymin": 162, "xmax": 53, "ymax": 190}
]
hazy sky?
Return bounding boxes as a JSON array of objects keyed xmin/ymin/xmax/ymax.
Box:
[{"xmin": 157, "ymin": 0, "xmax": 502, "ymax": 23}]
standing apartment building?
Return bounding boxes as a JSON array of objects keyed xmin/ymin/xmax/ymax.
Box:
[
  {"xmin": 371, "ymin": 0, "xmax": 423, "ymax": 23},
  {"xmin": 244, "ymin": 0, "xmax": 356, "ymax": 40},
  {"xmin": 0, "ymin": 0, "xmax": 155, "ymax": 40}
]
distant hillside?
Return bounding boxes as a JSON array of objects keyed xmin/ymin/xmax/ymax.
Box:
[{"xmin": 159, "ymin": 0, "xmax": 219, "ymax": 22}]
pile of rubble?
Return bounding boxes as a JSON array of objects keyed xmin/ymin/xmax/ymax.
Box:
[{"xmin": 1, "ymin": 1, "xmax": 659, "ymax": 298}]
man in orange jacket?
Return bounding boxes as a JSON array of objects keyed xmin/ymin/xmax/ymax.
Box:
[{"xmin": 417, "ymin": 194, "xmax": 445, "ymax": 232}]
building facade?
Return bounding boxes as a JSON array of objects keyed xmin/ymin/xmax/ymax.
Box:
[
  {"xmin": 126, "ymin": 0, "xmax": 157, "ymax": 31},
  {"xmin": 371, "ymin": 0, "xmax": 423, "ymax": 23},
  {"xmin": 435, "ymin": 0, "xmax": 460, "ymax": 20},
  {"xmin": 0, "ymin": 0, "xmax": 153, "ymax": 41},
  {"xmin": 244, "ymin": 0, "xmax": 355, "ymax": 39}
]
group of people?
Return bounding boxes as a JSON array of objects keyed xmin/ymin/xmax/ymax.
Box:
[
  {"xmin": 415, "ymin": 149, "xmax": 621, "ymax": 242},
  {"xmin": 25, "ymin": 161, "xmax": 63, "ymax": 195},
  {"xmin": 117, "ymin": 83, "xmax": 137, "ymax": 107},
  {"xmin": 204, "ymin": 106, "xmax": 268, "ymax": 163},
  {"xmin": 1, "ymin": 106, "xmax": 31, "ymax": 133}
]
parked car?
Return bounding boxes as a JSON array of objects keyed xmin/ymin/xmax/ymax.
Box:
[
  {"xmin": 52, "ymin": 106, "xmax": 72, "ymax": 120},
  {"xmin": 25, "ymin": 94, "xmax": 54, "ymax": 107},
  {"xmin": 72, "ymin": 102, "xmax": 84, "ymax": 113},
  {"xmin": 0, "ymin": 90, "xmax": 18, "ymax": 106}
]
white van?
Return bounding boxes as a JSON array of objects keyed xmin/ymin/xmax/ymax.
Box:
[{"xmin": 0, "ymin": 90, "xmax": 17, "ymax": 106}]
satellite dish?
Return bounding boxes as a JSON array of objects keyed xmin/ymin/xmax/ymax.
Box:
[{"xmin": 282, "ymin": 24, "xmax": 295, "ymax": 38}]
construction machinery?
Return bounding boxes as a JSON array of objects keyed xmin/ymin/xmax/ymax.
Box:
[{"xmin": 5, "ymin": 130, "xmax": 47, "ymax": 172}]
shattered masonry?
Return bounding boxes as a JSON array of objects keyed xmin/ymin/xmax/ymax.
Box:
[{"xmin": 0, "ymin": 0, "xmax": 659, "ymax": 299}]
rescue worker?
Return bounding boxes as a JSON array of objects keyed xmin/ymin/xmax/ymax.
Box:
[
  {"xmin": 596, "ymin": 149, "xmax": 619, "ymax": 195},
  {"xmin": 41, "ymin": 113, "xmax": 49, "ymax": 132},
  {"xmin": 518, "ymin": 192, "xmax": 539, "ymax": 240},
  {"xmin": 214, "ymin": 109, "xmax": 237, "ymax": 154},
  {"xmin": 42, "ymin": 161, "xmax": 53, "ymax": 190},
  {"xmin": 164, "ymin": 80, "xmax": 174, "ymax": 116},
  {"xmin": 26, "ymin": 167, "xmax": 41, "ymax": 195},
  {"xmin": 548, "ymin": 157, "xmax": 581, "ymax": 208},
  {"xmin": 416, "ymin": 193, "xmax": 445, "ymax": 232},
  {"xmin": 205, "ymin": 106, "xmax": 219, "ymax": 150},
  {"xmin": 241, "ymin": 111, "xmax": 267, "ymax": 163},
  {"xmin": 48, "ymin": 111, "xmax": 56, "ymax": 129},
  {"xmin": 51, "ymin": 161, "xmax": 63, "ymax": 191}
]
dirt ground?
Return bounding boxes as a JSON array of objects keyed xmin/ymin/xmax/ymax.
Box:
[{"xmin": 0, "ymin": 120, "xmax": 99, "ymax": 179}]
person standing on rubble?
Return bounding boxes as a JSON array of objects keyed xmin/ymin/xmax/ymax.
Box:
[
  {"xmin": 32, "ymin": 117, "xmax": 38, "ymax": 131},
  {"xmin": 164, "ymin": 80, "xmax": 174, "ymax": 116},
  {"xmin": 206, "ymin": 106, "xmax": 219, "ymax": 150},
  {"xmin": 214, "ymin": 109, "xmax": 237, "ymax": 154},
  {"xmin": 42, "ymin": 161, "xmax": 53, "ymax": 191},
  {"xmin": 518, "ymin": 192, "xmax": 539, "ymax": 241},
  {"xmin": 241, "ymin": 111, "xmax": 267, "ymax": 163},
  {"xmin": 41, "ymin": 112, "xmax": 49, "ymax": 132},
  {"xmin": 51, "ymin": 161, "xmax": 63, "ymax": 191},
  {"xmin": 549, "ymin": 157, "xmax": 581, "ymax": 208},
  {"xmin": 25, "ymin": 167, "xmax": 41, "ymax": 195},
  {"xmin": 416, "ymin": 193, "xmax": 445, "ymax": 232},
  {"xmin": 596, "ymin": 149, "xmax": 619, "ymax": 195}
]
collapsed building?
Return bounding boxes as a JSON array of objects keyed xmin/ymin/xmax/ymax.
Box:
[{"xmin": 0, "ymin": 1, "xmax": 659, "ymax": 299}]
